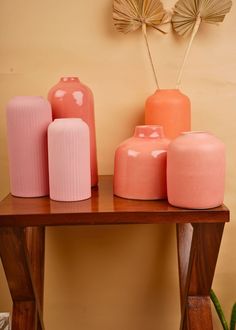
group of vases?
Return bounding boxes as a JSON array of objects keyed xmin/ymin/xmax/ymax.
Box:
[
  {"xmin": 6, "ymin": 79, "xmax": 226, "ymax": 208},
  {"xmin": 6, "ymin": 77, "xmax": 98, "ymax": 201},
  {"xmin": 114, "ymin": 89, "xmax": 225, "ymax": 209}
]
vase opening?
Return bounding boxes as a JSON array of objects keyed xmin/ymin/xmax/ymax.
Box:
[
  {"xmin": 60, "ymin": 77, "xmax": 80, "ymax": 82},
  {"xmin": 181, "ymin": 131, "xmax": 208, "ymax": 135},
  {"xmin": 134, "ymin": 125, "xmax": 164, "ymax": 139}
]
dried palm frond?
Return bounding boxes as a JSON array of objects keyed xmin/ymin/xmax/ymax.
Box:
[
  {"xmin": 113, "ymin": 0, "xmax": 168, "ymax": 89},
  {"xmin": 172, "ymin": 0, "xmax": 232, "ymax": 88},
  {"xmin": 113, "ymin": 0, "xmax": 167, "ymax": 34},
  {"xmin": 172, "ymin": 0, "xmax": 232, "ymax": 36}
]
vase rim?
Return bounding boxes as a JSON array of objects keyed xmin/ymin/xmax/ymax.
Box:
[
  {"xmin": 181, "ymin": 131, "xmax": 209, "ymax": 135},
  {"xmin": 134, "ymin": 125, "xmax": 164, "ymax": 138},
  {"xmin": 155, "ymin": 88, "xmax": 180, "ymax": 92},
  {"xmin": 60, "ymin": 77, "xmax": 80, "ymax": 82}
]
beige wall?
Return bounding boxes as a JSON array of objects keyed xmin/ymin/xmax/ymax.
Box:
[{"xmin": 0, "ymin": 0, "xmax": 236, "ymax": 329}]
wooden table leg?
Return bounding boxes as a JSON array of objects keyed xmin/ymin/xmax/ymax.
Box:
[
  {"xmin": 177, "ymin": 223, "xmax": 225, "ymax": 330},
  {"xmin": 25, "ymin": 227, "xmax": 45, "ymax": 310},
  {"xmin": 0, "ymin": 227, "xmax": 44, "ymax": 330},
  {"xmin": 25, "ymin": 227, "xmax": 45, "ymax": 330}
]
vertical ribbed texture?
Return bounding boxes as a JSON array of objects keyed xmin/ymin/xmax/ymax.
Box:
[
  {"xmin": 6, "ymin": 96, "xmax": 52, "ymax": 197},
  {"xmin": 48, "ymin": 119, "xmax": 91, "ymax": 201}
]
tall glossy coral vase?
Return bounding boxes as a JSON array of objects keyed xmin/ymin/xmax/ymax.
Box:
[
  {"xmin": 114, "ymin": 125, "xmax": 170, "ymax": 200},
  {"xmin": 145, "ymin": 89, "xmax": 191, "ymax": 139},
  {"xmin": 48, "ymin": 77, "xmax": 98, "ymax": 186},
  {"xmin": 6, "ymin": 96, "xmax": 52, "ymax": 197}
]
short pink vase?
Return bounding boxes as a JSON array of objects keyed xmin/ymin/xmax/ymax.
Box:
[
  {"xmin": 48, "ymin": 77, "xmax": 98, "ymax": 187},
  {"xmin": 167, "ymin": 131, "xmax": 225, "ymax": 209},
  {"xmin": 6, "ymin": 96, "xmax": 52, "ymax": 197},
  {"xmin": 48, "ymin": 118, "xmax": 91, "ymax": 201},
  {"xmin": 114, "ymin": 125, "xmax": 170, "ymax": 200}
]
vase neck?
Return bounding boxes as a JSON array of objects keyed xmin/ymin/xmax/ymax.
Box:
[
  {"xmin": 60, "ymin": 77, "xmax": 80, "ymax": 83},
  {"xmin": 134, "ymin": 125, "xmax": 164, "ymax": 139}
]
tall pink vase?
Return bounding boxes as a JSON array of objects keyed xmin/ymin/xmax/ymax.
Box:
[
  {"xmin": 48, "ymin": 119, "xmax": 91, "ymax": 201},
  {"xmin": 48, "ymin": 77, "xmax": 98, "ymax": 187},
  {"xmin": 114, "ymin": 125, "xmax": 170, "ymax": 200},
  {"xmin": 167, "ymin": 131, "xmax": 225, "ymax": 209},
  {"xmin": 6, "ymin": 96, "xmax": 52, "ymax": 197},
  {"xmin": 145, "ymin": 89, "xmax": 191, "ymax": 139}
]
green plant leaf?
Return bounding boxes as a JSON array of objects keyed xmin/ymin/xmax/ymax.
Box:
[
  {"xmin": 210, "ymin": 289, "xmax": 229, "ymax": 330},
  {"xmin": 230, "ymin": 303, "xmax": 236, "ymax": 330}
]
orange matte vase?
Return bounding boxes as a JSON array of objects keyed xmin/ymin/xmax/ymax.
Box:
[
  {"xmin": 145, "ymin": 89, "xmax": 191, "ymax": 140},
  {"xmin": 48, "ymin": 77, "xmax": 98, "ymax": 187}
]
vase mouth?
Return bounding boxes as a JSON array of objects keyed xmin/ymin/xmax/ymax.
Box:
[
  {"xmin": 155, "ymin": 89, "xmax": 180, "ymax": 93},
  {"xmin": 181, "ymin": 131, "xmax": 208, "ymax": 135},
  {"xmin": 60, "ymin": 77, "xmax": 80, "ymax": 82},
  {"xmin": 134, "ymin": 125, "xmax": 164, "ymax": 138}
]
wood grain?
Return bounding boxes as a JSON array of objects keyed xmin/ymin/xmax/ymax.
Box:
[
  {"xmin": 187, "ymin": 296, "xmax": 213, "ymax": 330},
  {"xmin": 0, "ymin": 175, "xmax": 229, "ymax": 330},
  {"xmin": 12, "ymin": 301, "xmax": 37, "ymax": 330},
  {"xmin": 179, "ymin": 223, "xmax": 225, "ymax": 329},
  {"xmin": 25, "ymin": 227, "xmax": 45, "ymax": 309},
  {"xmin": 177, "ymin": 223, "xmax": 193, "ymax": 310},
  {"xmin": 0, "ymin": 176, "xmax": 229, "ymax": 227},
  {"xmin": 0, "ymin": 227, "xmax": 44, "ymax": 329}
]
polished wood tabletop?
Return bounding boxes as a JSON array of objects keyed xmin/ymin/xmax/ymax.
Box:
[
  {"xmin": 0, "ymin": 175, "xmax": 229, "ymax": 226},
  {"xmin": 0, "ymin": 175, "xmax": 230, "ymax": 330}
]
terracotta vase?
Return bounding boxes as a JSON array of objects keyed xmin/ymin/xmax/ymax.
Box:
[
  {"xmin": 114, "ymin": 125, "xmax": 170, "ymax": 200},
  {"xmin": 48, "ymin": 119, "xmax": 91, "ymax": 201},
  {"xmin": 145, "ymin": 89, "xmax": 191, "ymax": 140},
  {"xmin": 167, "ymin": 131, "xmax": 225, "ymax": 209},
  {"xmin": 6, "ymin": 96, "xmax": 52, "ymax": 197},
  {"xmin": 48, "ymin": 77, "xmax": 98, "ymax": 186}
]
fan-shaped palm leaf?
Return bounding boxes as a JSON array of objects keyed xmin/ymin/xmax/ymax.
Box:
[
  {"xmin": 113, "ymin": 0, "xmax": 168, "ymax": 89},
  {"xmin": 113, "ymin": 0, "xmax": 167, "ymax": 34},
  {"xmin": 172, "ymin": 0, "xmax": 232, "ymax": 88},
  {"xmin": 172, "ymin": 0, "xmax": 232, "ymax": 36}
]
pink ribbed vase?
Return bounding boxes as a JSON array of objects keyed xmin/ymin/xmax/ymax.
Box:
[
  {"xmin": 114, "ymin": 125, "xmax": 170, "ymax": 200},
  {"xmin": 48, "ymin": 77, "xmax": 98, "ymax": 187},
  {"xmin": 6, "ymin": 96, "xmax": 52, "ymax": 197},
  {"xmin": 48, "ymin": 118, "xmax": 91, "ymax": 201},
  {"xmin": 167, "ymin": 131, "xmax": 226, "ymax": 209}
]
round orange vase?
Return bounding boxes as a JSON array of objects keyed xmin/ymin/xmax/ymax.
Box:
[
  {"xmin": 145, "ymin": 89, "xmax": 191, "ymax": 140},
  {"xmin": 114, "ymin": 125, "xmax": 170, "ymax": 200},
  {"xmin": 48, "ymin": 77, "xmax": 98, "ymax": 187}
]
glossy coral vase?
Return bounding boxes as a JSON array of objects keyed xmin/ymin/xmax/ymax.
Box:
[
  {"xmin": 6, "ymin": 96, "xmax": 52, "ymax": 197},
  {"xmin": 145, "ymin": 89, "xmax": 191, "ymax": 139},
  {"xmin": 167, "ymin": 131, "xmax": 225, "ymax": 209},
  {"xmin": 114, "ymin": 125, "xmax": 170, "ymax": 200},
  {"xmin": 48, "ymin": 119, "xmax": 91, "ymax": 201},
  {"xmin": 48, "ymin": 77, "xmax": 98, "ymax": 186}
]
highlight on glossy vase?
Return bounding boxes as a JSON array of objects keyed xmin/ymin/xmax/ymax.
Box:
[
  {"xmin": 48, "ymin": 76, "xmax": 98, "ymax": 187},
  {"xmin": 6, "ymin": 96, "xmax": 52, "ymax": 197},
  {"xmin": 114, "ymin": 125, "xmax": 170, "ymax": 200},
  {"xmin": 167, "ymin": 131, "xmax": 226, "ymax": 209}
]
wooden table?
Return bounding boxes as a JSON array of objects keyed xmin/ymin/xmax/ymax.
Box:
[{"xmin": 0, "ymin": 175, "xmax": 229, "ymax": 330}]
